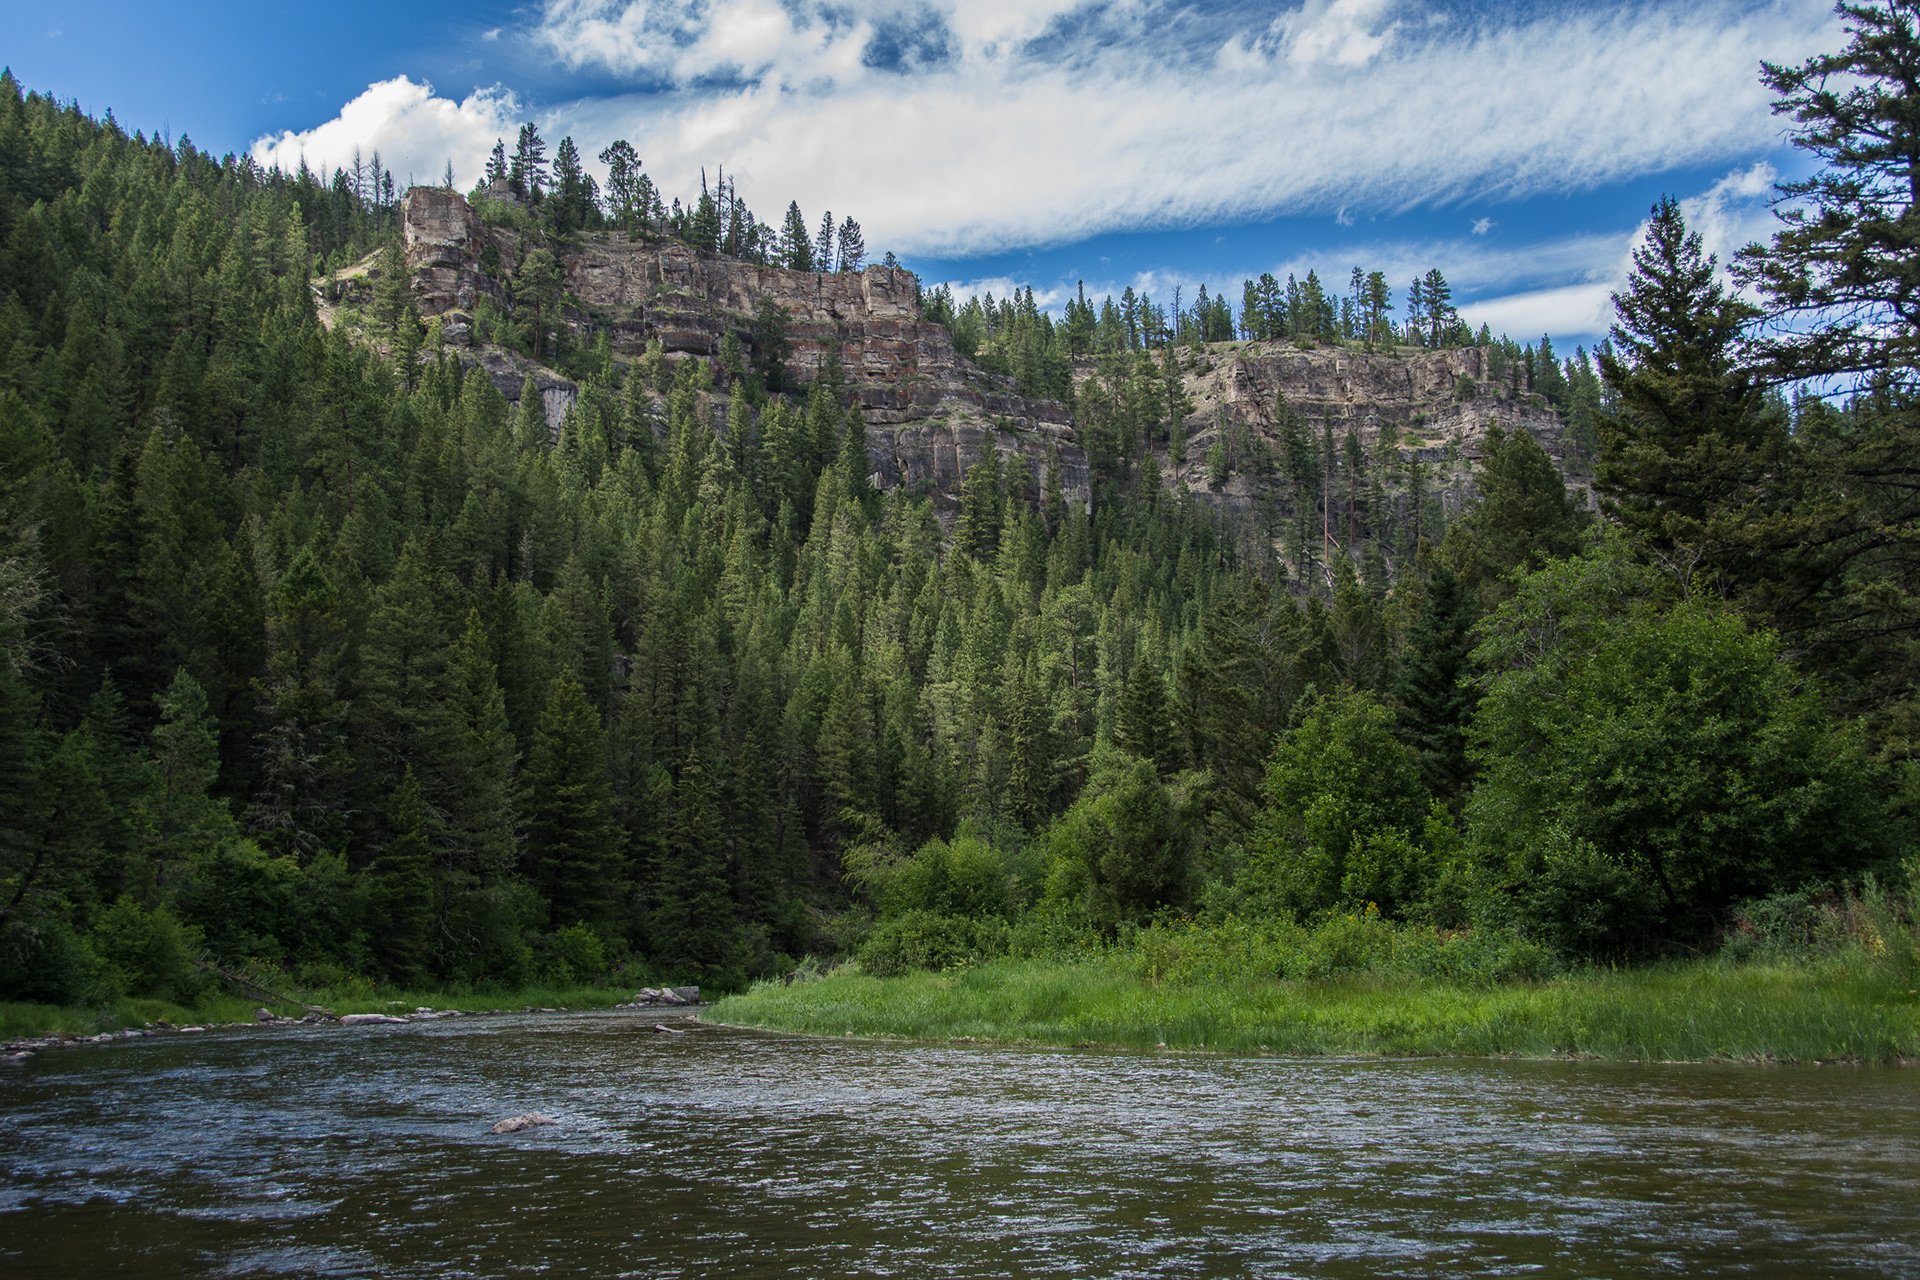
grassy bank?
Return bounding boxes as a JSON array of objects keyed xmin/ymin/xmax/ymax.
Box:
[
  {"xmin": 713, "ymin": 955, "xmax": 1920, "ymax": 1063},
  {"xmin": 0, "ymin": 982, "xmax": 644, "ymax": 1043}
]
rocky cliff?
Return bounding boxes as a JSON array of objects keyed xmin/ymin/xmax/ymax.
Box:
[
  {"xmin": 391, "ymin": 187, "xmax": 1085, "ymax": 512},
  {"xmin": 317, "ymin": 188, "xmax": 1584, "ymax": 536},
  {"xmin": 1155, "ymin": 341, "xmax": 1585, "ymax": 527}
]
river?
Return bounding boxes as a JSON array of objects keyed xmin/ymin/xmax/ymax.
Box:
[{"xmin": 0, "ymin": 1009, "xmax": 1915, "ymax": 1276}]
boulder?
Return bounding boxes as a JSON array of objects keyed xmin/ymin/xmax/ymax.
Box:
[
  {"xmin": 338, "ymin": 1013, "xmax": 408, "ymax": 1026},
  {"xmin": 255, "ymin": 1008, "xmax": 275, "ymax": 1023},
  {"xmin": 671, "ymin": 986, "xmax": 701, "ymax": 1004},
  {"xmin": 491, "ymin": 1112, "xmax": 557, "ymax": 1134}
]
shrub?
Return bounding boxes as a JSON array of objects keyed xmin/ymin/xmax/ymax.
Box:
[
  {"xmin": 857, "ymin": 911, "xmax": 1011, "ymax": 977},
  {"xmin": 91, "ymin": 896, "xmax": 207, "ymax": 1004},
  {"xmin": 1248, "ymin": 688, "xmax": 1432, "ymax": 918},
  {"xmin": 1044, "ymin": 755, "xmax": 1195, "ymax": 928},
  {"xmin": 542, "ymin": 922, "xmax": 609, "ymax": 985},
  {"xmin": 0, "ymin": 918, "xmax": 107, "ymax": 1005},
  {"xmin": 1468, "ymin": 537, "xmax": 1894, "ymax": 952},
  {"xmin": 1129, "ymin": 913, "xmax": 1555, "ymax": 987}
]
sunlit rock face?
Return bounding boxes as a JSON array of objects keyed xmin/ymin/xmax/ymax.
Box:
[
  {"xmin": 395, "ymin": 188, "xmax": 1085, "ymax": 515},
  {"xmin": 388, "ymin": 188, "xmax": 1578, "ymax": 524}
]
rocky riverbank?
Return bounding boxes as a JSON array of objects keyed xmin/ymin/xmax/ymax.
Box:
[{"xmin": 0, "ymin": 988, "xmax": 709, "ymax": 1063}]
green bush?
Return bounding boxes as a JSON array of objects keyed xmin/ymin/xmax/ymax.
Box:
[
  {"xmin": 1044, "ymin": 755, "xmax": 1195, "ymax": 928},
  {"xmin": 0, "ymin": 918, "xmax": 108, "ymax": 1005},
  {"xmin": 1468, "ymin": 537, "xmax": 1894, "ymax": 953},
  {"xmin": 883, "ymin": 833, "xmax": 1015, "ymax": 918},
  {"xmin": 90, "ymin": 896, "xmax": 207, "ymax": 1003},
  {"xmin": 542, "ymin": 922, "xmax": 609, "ymax": 985},
  {"xmin": 858, "ymin": 910, "xmax": 1012, "ymax": 977},
  {"xmin": 1248, "ymin": 688, "xmax": 1435, "ymax": 919}
]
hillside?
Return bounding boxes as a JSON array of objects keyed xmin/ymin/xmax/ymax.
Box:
[{"xmin": 318, "ymin": 187, "xmax": 1584, "ymax": 563}]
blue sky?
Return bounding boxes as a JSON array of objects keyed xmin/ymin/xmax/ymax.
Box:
[{"xmin": 3, "ymin": 0, "xmax": 1843, "ymax": 350}]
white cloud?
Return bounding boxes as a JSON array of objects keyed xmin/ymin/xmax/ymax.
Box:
[
  {"xmin": 249, "ymin": 77, "xmax": 520, "ymax": 190},
  {"xmin": 937, "ymin": 276, "xmax": 1068, "ymax": 309},
  {"xmin": 528, "ymin": 0, "xmax": 1838, "ymax": 257},
  {"xmin": 1279, "ymin": 0, "xmax": 1400, "ymax": 68},
  {"xmin": 1679, "ymin": 160, "xmax": 1778, "ymax": 266},
  {"xmin": 256, "ymin": 2, "xmax": 1838, "ymax": 256},
  {"xmin": 1455, "ymin": 162, "xmax": 1781, "ymax": 341},
  {"xmin": 1471, "ymin": 218, "xmax": 1493, "ymax": 236},
  {"xmin": 1460, "ymin": 281, "xmax": 1616, "ymax": 342}
]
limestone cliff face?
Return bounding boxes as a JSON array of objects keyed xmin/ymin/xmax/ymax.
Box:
[
  {"xmin": 382, "ymin": 188, "xmax": 1579, "ymax": 529},
  {"xmin": 395, "ymin": 188, "xmax": 1080, "ymax": 514},
  {"xmin": 1157, "ymin": 343, "xmax": 1583, "ymax": 521}
]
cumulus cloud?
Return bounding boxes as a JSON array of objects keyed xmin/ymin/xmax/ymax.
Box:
[
  {"xmin": 254, "ymin": 2, "xmax": 1838, "ymax": 257},
  {"xmin": 249, "ymin": 77, "xmax": 521, "ymax": 190}
]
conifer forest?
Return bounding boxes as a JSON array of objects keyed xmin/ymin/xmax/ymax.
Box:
[{"xmin": 2, "ymin": 0, "xmax": 1919, "ymax": 1013}]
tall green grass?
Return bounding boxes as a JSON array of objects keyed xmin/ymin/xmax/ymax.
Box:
[
  {"xmin": 715, "ymin": 956, "xmax": 1919, "ymax": 1061},
  {"xmin": 718, "ymin": 872, "xmax": 1920, "ymax": 1063}
]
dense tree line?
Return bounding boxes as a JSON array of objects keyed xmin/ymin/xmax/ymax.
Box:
[
  {"xmin": 3, "ymin": 3, "xmax": 1917, "ymax": 1008},
  {"xmin": 476, "ymin": 122, "xmax": 871, "ymax": 277}
]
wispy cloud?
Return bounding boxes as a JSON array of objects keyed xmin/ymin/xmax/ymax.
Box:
[
  {"xmin": 1458, "ymin": 161, "xmax": 1780, "ymax": 341},
  {"xmin": 252, "ymin": 1, "xmax": 1838, "ymax": 261}
]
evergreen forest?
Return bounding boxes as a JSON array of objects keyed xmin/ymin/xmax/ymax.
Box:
[{"xmin": 2, "ymin": 2, "xmax": 1918, "ymax": 1011}]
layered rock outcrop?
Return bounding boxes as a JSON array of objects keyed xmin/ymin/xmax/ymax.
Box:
[
  {"xmin": 360, "ymin": 188, "xmax": 1583, "ymax": 527},
  {"xmin": 392, "ymin": 188, "xmax": 1080, "ymax": 513}
]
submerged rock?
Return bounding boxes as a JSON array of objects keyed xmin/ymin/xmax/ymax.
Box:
[{"xmin": 491, "ymin": 1113, "xmax": 558, "ymax": 1134}]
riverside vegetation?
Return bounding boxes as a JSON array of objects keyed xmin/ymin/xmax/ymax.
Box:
[{"xmin": 4, "ymin": 6, "xmax": 1920, "ymax": 1059}]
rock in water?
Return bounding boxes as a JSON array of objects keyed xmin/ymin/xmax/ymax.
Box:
[
  {"xmin": 491, "ymin": 1113, "xmax": 558, "ymax": 1134},
  {"xmin": 338, "ymin": 1013, "xmax": 408, "ymax": 1026}
]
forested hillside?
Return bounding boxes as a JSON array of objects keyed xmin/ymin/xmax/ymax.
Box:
[{"xmin": 0, "ymin": 3, "xmax": 1914, "ymax": 1010}]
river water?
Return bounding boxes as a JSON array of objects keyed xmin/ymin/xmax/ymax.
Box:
[{"xmin": 0, "ymin": 1010, "xmax": 1915, "ymax": 1276}]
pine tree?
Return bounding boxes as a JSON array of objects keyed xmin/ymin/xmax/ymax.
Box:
[
  {"xmin": 780, "ymin": 202, "xmax": 814, "ymax": 272},
  {"xmin": 652, "ymin": 750, "xmax": 740, "ymax": 981},
  {"xmin": 371, "ymin": 768, "xmax": 435, "ymax": 983},
  {"xmin": 836, "ymin": 216, "xmax": 865, "ymax": 272},
  {"xmin": 523, "ymin": 670, "xmax": 621, "ymax": 928},
  {"xmin": 1115, "ymin": 654, "xmax": 1177, "ymax": 775},
  {"xmin": 147, "ymin": 668, "xmax": 222, "ymax": 869},
  {"xmin": 1439, "ymin": 424, "xmax": 1585, "ymax": 606},
  {"xmin": 815, "ymin": 210, "xmax": 836, "ymax": 273},
  {"xmin": 510, "ymin": 123, "xmax": 548, "ymax": 199},
  {"xmin": 599, "ymin": 140, "xmax": 643, "ymax": 230},
  {"xmin": 444, "ymin": 610, "xmax": 518, "ymax": 882},
  {"xmin": 247, "ymin": 547, "xmax": 352, "ymax": 859},
  {"xmin": 1598, "ymin": 197, "xmax": 1777, "ymax": 583},
  {"xmin": 1422, "ymin": 269, "xmax": 1455, "ymax": 345},
  {"xmin": 1391, "ymin": 564, "xmax": 1478, "ymax": 803},
  {"xmin": 1730, "ymin": 5, "xmax": 1920, "ymax": 689}
]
